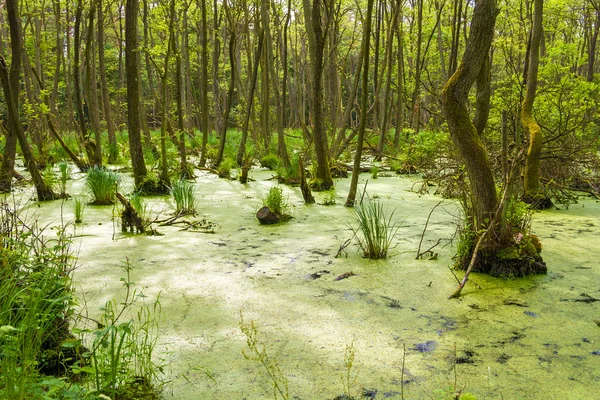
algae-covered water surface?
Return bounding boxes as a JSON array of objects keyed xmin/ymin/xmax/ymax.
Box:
[{"xmin": 16, "ymin": 169, "xmax": 600, "ymax": 399}]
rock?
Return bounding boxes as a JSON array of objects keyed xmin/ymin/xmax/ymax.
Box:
[{"xmin": 256, "ymin": 206, "xmax": 281, "ymax": 225}]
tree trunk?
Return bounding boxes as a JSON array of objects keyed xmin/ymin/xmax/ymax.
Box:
[
  {"xmin": 84, "ymin": 0, "xmax": 103, "ymax": 166},
  {"xmin": 126, "ymin": 0, "xmax": 148, "ymax": 187},
  {"xmin": 98, "ymin": 0, "xmax": 118, "ymax": 163},
  {"xmin": 522, "ymin": 0, "xmax": 550, "ymax": 208},
  {"xmin": 346, "ymin": 0, "xmax": 375, "ymax": 207},
  {"xmin": 216, "ymin": 6, "xmax": 236, "ymax": 168},
  {"xmin": 0, "ymin": 0, "xmax": 54, "ymax": 201},
  {"xmin": 441, "ymin": 0, "xmax": 499, "ymax": 229},
  {"xmin": 302, "ymin": 0, "xmax": 334, "ymax": 190},
  {"xmin": 237, "ymin": 30, "xmax": 264, "ymax": 166},
  {"xmin": 198, "ymin": 0, "xmax": 210, "ymax": 167}
]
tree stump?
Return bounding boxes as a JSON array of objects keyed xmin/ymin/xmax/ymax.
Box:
[
  {"xmin": 256, "ymin": 206, "xmax": 281, "ymax": 225},
  {"xmin": 116, "ymin": 192, "xmax": 145, "ymax": 233}
]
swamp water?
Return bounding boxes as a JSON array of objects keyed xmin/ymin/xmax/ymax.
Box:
[{"xmin": 10, "ymin": 169, "xmax": 600, "ymax": 399}]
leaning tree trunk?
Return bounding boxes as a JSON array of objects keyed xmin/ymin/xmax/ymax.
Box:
[
  {"xmin": 522, "ymin": 0, "xmax": 551, "ymax": 208},
  {"xmin": 441, "ymin": 0, "xmax": 498, "ymax": 229},
  {"xmin": 0, "ymin": 0, "xmax": 54, "ymax": 201},
  {"xmin": 126, "ymin": 0, "xmax": 148, "ymax": 187}
]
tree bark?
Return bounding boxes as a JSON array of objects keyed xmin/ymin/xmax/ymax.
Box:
[
  {"xmin": 302, "ymin": 0, "xmax": 334, "ymax": 190},
  {"xmin": 126, "ymin": 0, "xmax": 148, "ymax": 187},
  {"xmin": 345, "ymin": 0, "xmax": 374, "ymax": 207},
  {"xmin": 0, "ymin": 0, "xmax": 54, "ymax": 200},
  {"xmin": 522, "ymin": 0, "xmax": 549, "ymax": 207},
  {"xmin": 98, "ymin": 0, "xmax": 118, "ymax": 163},
  {"xmin": 441, "ymin": 0, "xmax": 499, "ymax": 228}
]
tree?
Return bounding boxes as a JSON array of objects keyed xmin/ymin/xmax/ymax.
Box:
[
  {"xmin": 126, "ymin": 0, "xmax": 148, "ymax": 188},
  {"xmin": 345, "ymin": 0, "xmax": 375, "ymax": 207},
  {"xmin": 441, "ymin": 0, "xmax": 498, "ymax": 230},
  {"xmin": 522, "ymin": 0, "xmax": 552, "ymax": 208},
  {"xmin": 0, "ymin": 0, "xmax": 54, "ymax": 201},
  {"xmin": 302, "ymin": 0, "xmax": 334, "ymax": 190}
]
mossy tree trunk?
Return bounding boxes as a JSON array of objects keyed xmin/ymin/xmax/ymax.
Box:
[
  {"xmin": 441, "ymin": 0, "xmax": 499, "ymax": 229},
  {"xmin": 126, "ymin": 0, "xmax": 148, "ymax": 188},
  {"xmin": 522, "ymin": 0, "xmax": 551, "ymax": 208}
]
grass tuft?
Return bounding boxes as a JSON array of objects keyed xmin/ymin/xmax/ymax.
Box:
[
  {"xmin": 170, "ymin": 178, "xmax": 196, "ymax": 214},
  {"xmin": 351, "ymin": 194, "xmax": 400, "ymax": 259},
  {"xmin": 86, "ymin": 167, "xmax": 120, "ymax": 205}
]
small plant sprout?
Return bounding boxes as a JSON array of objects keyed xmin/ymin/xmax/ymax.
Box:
[
  {"xmin": 74, "ymin": 196, "xmax": 86, "ymax": 223},
  {"xmin": 86, "ymin": 166, "xmax": 120, "ymax": 205},
  {"xmin": 351, "ymin": 192, "xmax": 401, "ymax": 259},
  {"xmin": 170, "ymin": 178, "xmax": 196, "ymax": 214},
  {"xmin": 240, "ymin": 312, "xmax": 289, "ymax": 400},
  {"xmin": 341, "ymin": 339, "xmax": 359, "ymax": 398}
]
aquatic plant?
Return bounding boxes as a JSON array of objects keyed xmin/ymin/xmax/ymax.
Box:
[
  {"xmin": 263, "ymin": 186, "xmax": 290, "ymax": 217},
  {"xmin": 218, "ymin": 157, "xmax": 236, "ymax": 179},
  {"xmin": 86, "ymin": 166, "xmax": 120, "ymax": 205},
  {"xmin": 0, "ymin": 203, "xmax": 76, "ymax": 399},
  {"xmin": 170, "ymin": 178, "xmax": 196, "ymax": 214},
  {"xmin": 240, "ymin": 313, "xmax": 289, "ymax": 400},
  {"xmin": 371, "ymin": 165, "xmax": 379, "ymax": 179},
  {"xmin": 74, "ymin": 196, "xmax": 86, "ymax": 223},
  {"xmin": 351, "ymin": 195, "xmax": 400, "ymax": 259},
  {"xmin": 260, "ymin": 153, "xmax": 281, "ymax": 170},
  {"xmin": 58, "ymin": 162, "xmax": 72, "ymax": 196},
  {"xmin": 129, "ymin": 193, "xmax": 149, "ymax": 225},
  {"xmin": 42, "ymin": 164, "xmax": 58, "ymax": 192},
  {"xmin": 75, "ymin": 261, "xmax": 165, "ymax": 399}
]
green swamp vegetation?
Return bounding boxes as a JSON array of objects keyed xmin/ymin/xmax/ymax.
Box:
[{"xmin": 1, "ymin": 0, "xmax": 600, "ymax": 398}]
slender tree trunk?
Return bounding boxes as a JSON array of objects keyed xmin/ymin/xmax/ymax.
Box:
[
  {"xmin": 237, "ymin": 30, "xmax": 264, "ymax": 166},
  {"xmin": 522, "ymin": 0, "xmax": 549, "ymax": 207},
  {"xmin": 345, "ymin": 0, "xmax": 375, "ymax": 206},
  {"xmin": 98, "ymin": 0, "xmax": 118, "ymax": 163},
  {"xmin": 261, "ymin": 0, "xmax": 290, "ymax": 167},
  {"xmin": 84, "ymin": 0, "xmax": 103, "ymax": 166},
  {"xmin": 126, "ymin": 0, "xmax": 148, "ymax": 187},
  {"xmin": 198, "ymin": 0, "xmax": 210, "ymax": 167},
  {"xmin": 393, "ymin": 0, "xmax": 405, "ymax": 148},
  {"xmin": 216, "ymin": 6, "xmax": 236, "ymax": 167},
  {"xmin": 410, "ymin": 0, "xmax": 424, "ymax": 134},
  {"xmin": 74, "ymin": 0, "xmax": 96, "ymax": 162},
  {"xmin": 588, "ymin": 6, "xmax": 600, "ymax": 81}
]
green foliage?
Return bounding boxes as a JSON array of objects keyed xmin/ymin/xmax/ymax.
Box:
[
  {"xmin": 260, "ymin": 154, "xmax": 281, "ymax": 170},
  {"xmin": 322, "ymin": 190, "xmax": 336, "ymax": 206},
  {"xmin": 86, "ymin": 166, "xmax": 120, "ymax": 205},
  {"xmin": 276, "ymin": 153, "xmax": 300, "ymax": 183},
  {"xmin": 74, "ymin": 196, "xmax": 86, "ymax": 223},
  {"xmin": 129, "ymin": 193, "xmax": 150, "ymax": 225},
  {"xmin": 72, "ymin": 261, "xmax": 165, "ymax": 399},
  {"xmin": 0, "ymin": 203, "xmax": 75, "ymax": 399},
  {"xmin": 371, "ymin": 165, "xmax": 379, "ymax": 179},
  {"xmin": 240, "ymin": 313, "xmax": 289, "ymax": 400},
  {"xmin": 58, "ymin": 162, "xmax": 72, "ymax": 196},
  {"xmin": 218, "ymin": 157, "xmax": 236, "ymax": 178},
  {"xmin": 170, "ymin": 178, "xmax": 196, "ymax": 214},
  {"xmin": 392, "ymin": 130, "xmax": 450, "ymax": 173},
  {"xmin": 263, "ymin": 186, "xmax": 290, "ymax": 218},
  {"xmin": 351, "ymin": 194, "xmax": 401, "ymax": 259},
  {"xmin": 340, "ymin": 340, "xmax": 358, "ymax": 398},
  {"xmin": 42, "ymin": 164, "xmax": 59, "ymax": 192}
]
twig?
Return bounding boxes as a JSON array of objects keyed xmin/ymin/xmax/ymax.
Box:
[
  {"xmin": 416, "ymin": 200, "xmax": 444, "ymax": 259},
  {"xmin": 335, "ymin": 238, "xmax": 352, "ymax": 258}
]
